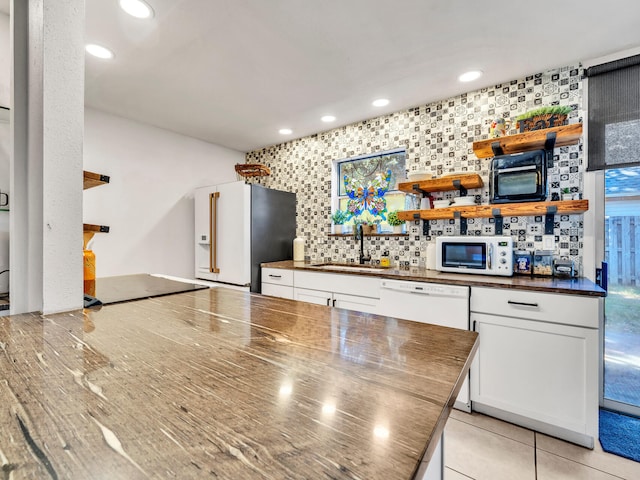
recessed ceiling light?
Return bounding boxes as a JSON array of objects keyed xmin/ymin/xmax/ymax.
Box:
[
  {"xmin": 321, "ymin": 115, "xmax": 336, "ymax": 123},
  {"xmin": 279, "ymin": 128, "xmax": 292, "ymax": 135},
  {"xmin": 458, "ymin": 70, "xmax": 483, "ymax": 82},
  {"xmin": 372, "ymin": 98, "xmax": 389, "ymax": 107},
  {"xmin": 119, "ymin": 0, "xmax": 154, "ymax": 19},
  {"xmin": 85, "ymin": 44, "xmax": 114, "ymax": 59}
]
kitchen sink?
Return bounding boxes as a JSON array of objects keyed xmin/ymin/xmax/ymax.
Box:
[{"xmin": 309, "ymin": 262, "xmax": 390, "ymax": 273}]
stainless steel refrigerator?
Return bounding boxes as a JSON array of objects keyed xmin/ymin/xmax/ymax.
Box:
[{"xmin": 194, "ymin": 181, "xmax": 296, "ymax": 292}]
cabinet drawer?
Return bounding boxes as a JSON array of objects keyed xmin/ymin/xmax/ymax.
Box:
[
  {"xmin": 470, "ymin": 287, "xmax": 601, "ymax": 328},
  {"xmin": 294, "ymin": 271, "xmax": 380, "ymax": 299},
  {"xmin": 262, "ymin": 268, "xmax": 293, "ymax": 286},
  {"xmin": 261, "ymin": 283, "xmax": 294, "ymax": 300}
]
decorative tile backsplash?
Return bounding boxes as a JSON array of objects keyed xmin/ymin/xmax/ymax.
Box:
[{"xmin": 246, "ymin": 64, "xmax": 585, "ymax": 274}]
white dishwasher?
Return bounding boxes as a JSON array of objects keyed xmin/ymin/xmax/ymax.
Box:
[{"xmin": 379, "ymin": 279, "xmax": 471, "ymax": 412}]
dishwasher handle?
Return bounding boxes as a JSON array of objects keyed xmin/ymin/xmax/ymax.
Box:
[{"xmin": 381, "ymin": 284, "xmax": 430, "ymax": 295}]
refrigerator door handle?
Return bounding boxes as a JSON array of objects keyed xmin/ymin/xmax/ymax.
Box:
[{"xmin": 210, "ymin": 192, "xmax": 220, "ymax": 273}]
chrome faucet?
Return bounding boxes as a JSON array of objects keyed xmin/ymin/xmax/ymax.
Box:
[{"xmin": 358, "ymin": 224, "xmax": 371, "ymax": 265}]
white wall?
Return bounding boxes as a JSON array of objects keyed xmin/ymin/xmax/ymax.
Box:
[
  {"xmin": 0, "ymin": 12, "xmax": 8, "ymax": 108},
  {"xmin": 0, "ymin": 12, "xmax": 8, "ymax": 294},
  {"xmin": 83, "ymin": 108, "xmax": 243, "ymax": 279}
]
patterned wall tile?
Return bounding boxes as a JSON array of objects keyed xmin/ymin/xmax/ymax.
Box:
[{"xmin": 246, "ymin": 64, "xmax": 585, "ymax": 275}]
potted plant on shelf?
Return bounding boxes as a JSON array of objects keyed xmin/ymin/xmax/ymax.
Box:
[
  {"xmin": 387, "ymin": 210, "xmax": 405, "ymax": 234},
  {"xmin": 352, "ymin": 218, "xmax": 375, "ymax": 237},
  {"xmin": 515, "ymin": 106, "xmax": 572, "ymax": 133},
  {"xmin": 360, "ymin": 220, "xmax": 375, "ymax": 235},
  {"xmin": 331, "ymin": 209, "xmax": 348, "ymax": 234},
  {"xmin": 561, "ymin": 187, "xmax": 574, "ymax": 201}
]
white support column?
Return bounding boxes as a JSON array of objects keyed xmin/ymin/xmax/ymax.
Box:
[{"xmin": 10, "ymin": 0, "xmax": 84, "ymax": 314}]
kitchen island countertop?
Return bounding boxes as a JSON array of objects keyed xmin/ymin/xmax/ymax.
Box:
[
  {"xmin": 262, "ymin": 260, "xmax": 606, "ymax": 297},
  {"xmin": 0, "ymin": 288, "xmax": 477, "ymax": 479}
]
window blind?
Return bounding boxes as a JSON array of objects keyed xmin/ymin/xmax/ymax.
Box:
[{"xmin": 586, "ymin": 54, "xmax": 640, "ymax": 171}]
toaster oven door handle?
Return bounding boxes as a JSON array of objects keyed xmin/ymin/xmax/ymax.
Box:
[{"xmin": 497, "ymin": 165, "xmax": 538, "ymax": 173}]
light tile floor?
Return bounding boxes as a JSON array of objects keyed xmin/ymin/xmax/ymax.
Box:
[{"xmin": 444, "ymin": 410, "xmax": 640, "ymax": 480}]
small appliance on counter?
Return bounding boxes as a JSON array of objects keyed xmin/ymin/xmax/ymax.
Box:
[
  {"xmin": 553, "ymin": 258, "xmax": 575, "ymax": 278},
  {"xmin": 489, "ymin": 150, "xmax": 547, "ymax": 204},
  {"xmin": 436, "ymin": 236, "xmax": 513, "ymax": 276}
]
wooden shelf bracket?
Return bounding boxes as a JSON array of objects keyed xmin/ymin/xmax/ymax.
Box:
[
  {"xmin": 411, "ymin": 183, "xmax": 431, "ymax": 197},
  {"xmin": 544, "ymin": 131, "xmax": 557, "ymax": 168},
  {"xmin": 544, "ymin": 205, "xmax": 558, "ymax": 235},
  {"xmin": 452, "ymin": 179, "xmax": 468, "ymax": 197},
  {"xmin": 454, "ymin": 211, "xmax": 468, "ymax": 235},
  {"xmin": 492, "ymin": 208, "xmax": 503, "ymax": 235},
  {"xmin": 413, "ymin": 212, "xmax": 430, "ymax": 235},
  {"xmin": 491, "ymin": 141, "xmax": 504, "ymax": 157}
]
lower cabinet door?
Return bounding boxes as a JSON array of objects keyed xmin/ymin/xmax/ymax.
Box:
[
  {"xmin": 333, "ymin": 293, "xmax": 379, "ymax": 314},
  {"xmin": 470, "ymin": 312, "xmax": 598, "ymax": 441},
  {"xmin": 292, "ymin": 288, "xmax": 379, "ymax": 313},
  {"xmin": 293, "ymin": 287, "xmax": 332, "ymax": 306}
]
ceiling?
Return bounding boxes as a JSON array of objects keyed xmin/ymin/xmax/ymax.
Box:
[{"xmin": 7, "ymin": 1, "xmax": 640, "ymax": 152}]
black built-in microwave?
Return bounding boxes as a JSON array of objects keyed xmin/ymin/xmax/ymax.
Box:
[{"xmin": 489, "ymin": 149, "xmax": 547, "ymax": 204}]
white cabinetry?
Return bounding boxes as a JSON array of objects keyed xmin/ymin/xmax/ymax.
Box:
[
  {"xmin": 470, "ymin": 287, "xmax": 601, "ymax": 447},
  {"xmin": 294, "ymin": 271, "xmax": 381, "ymax": 314},
  {"xmin": 293, "ymin": 287, "xmax": 380, "ymax": 313},
  {"xmin": 261, "ymin": 268, "xmax": 381, "ymax": 314},
  {"xmin": 261, "ymin": 268, "xmax": 294, "ymax": 299},
  {"xmin": 293, "ymin": 287, "xmax": 332, "ymax": 305}
]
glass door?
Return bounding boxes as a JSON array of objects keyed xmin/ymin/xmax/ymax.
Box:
[{"xmin": 602, "ymin": 166, "xmax": 640, "ymax": 417}]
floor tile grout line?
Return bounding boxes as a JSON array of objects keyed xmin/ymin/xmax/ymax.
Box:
[
  {"xmin": 534, "ymin": 435, "xmax": 629, "ymax": 480},
  {"xmin": 534, "ymin": 432, "xmax": 538, "ymax": 479},
  {"xmin": 450, "ymin": 416, "xmax": 536, "ymax": 449},
  {"xmin": 445, "ymin": 466, "xmax": 475, "ymax": 480}
]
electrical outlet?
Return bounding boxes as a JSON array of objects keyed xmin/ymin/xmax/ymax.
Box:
[{"xmin": 542, "ymin": 235, "xmax": 555, "ymax": 250}]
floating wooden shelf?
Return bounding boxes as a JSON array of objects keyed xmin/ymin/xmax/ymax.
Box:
[
  {"xmin": 83, "ymin": 223, "xmax": 110, "ymax": 248},
  {"xmin": 472, "ymin": 123, "xmax": 583, "ymax": 159},
  {"xmin": 235, "ymin": 163, "xmax": 271, "ymax": 178},
  {"xmin": 83, "ymin": 223, "xmax": 110, "ymax": 233},
  {"xmin": 397, "ymin": 199, "xmax": 589, "ymax": 222},
  {"xmin": 83, "ymin": 170, "xmax": 110, "ymax": 190},
  {"xmin": 398, "ymin": 173, "xmax": 484, "ymax": 194}
]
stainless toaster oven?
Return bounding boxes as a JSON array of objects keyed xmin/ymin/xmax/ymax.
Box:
[{"xmin": 489, "ymin": 150, "xmax": 547, "ymax": 204}]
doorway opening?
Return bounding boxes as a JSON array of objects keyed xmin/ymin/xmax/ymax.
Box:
[{"xmin": 603, "ymin": 166, "xmax": 640, "ymax": 417}]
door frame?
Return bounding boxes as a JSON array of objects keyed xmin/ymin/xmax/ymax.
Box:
[{"xmin": 582, "ymin": 48, "xmax": 640, "ymax": 415}]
